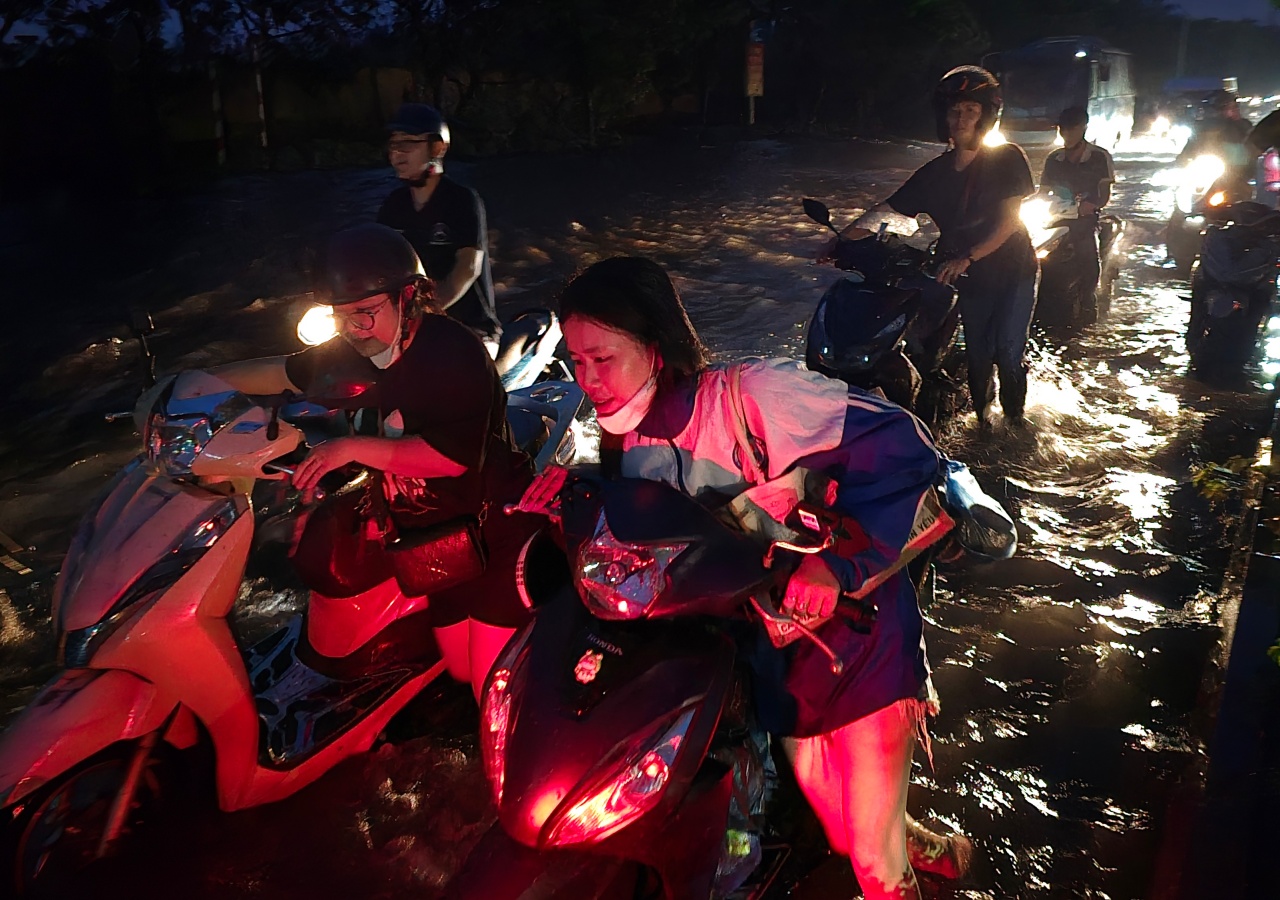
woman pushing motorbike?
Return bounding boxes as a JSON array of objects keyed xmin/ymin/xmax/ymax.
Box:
[{"xmin": 515, "ymin": 256, "xmax": 971, "ymax": 898}]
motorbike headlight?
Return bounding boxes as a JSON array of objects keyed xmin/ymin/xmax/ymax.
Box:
[
  {"xmin": 1189, "ymin": 154, "xmax": 1226, "ymax": 187},
  {"xmin": 574, "ymin": 510, "xmax": 688, "ymax": 620},
  {"xmin": 982, "ymin": 126, "xmax": 1006, "ymax": 147},
  {"xmin": 147, "ymin": 413, "xmax": 213, "ymax": 476},
  {"xmin": 58, "ymin": 496, "xmax": 242, "ymax": 667},
  {"xmin": 542, "ymin": 708, "xmax": 694, "ymax": 847},
  {"xmin": 1020, "ymin": 197, "xmax": 1052, "ymax": 232},
  {"xmin": 146, "ymin": 392, "xmax": 256, "ymax": 477}
]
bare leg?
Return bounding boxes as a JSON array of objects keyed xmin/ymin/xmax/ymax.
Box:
[
  {"xmin": 834, "ymin": 701, "xmax": 920, "ymax": 900},
  {"xmin": 433, "ymin": 621, "xmax": 470, "ymax": 685},
  {"xmin": 468, "ymin": 620, "xmax": 518, "ymax": 702}
]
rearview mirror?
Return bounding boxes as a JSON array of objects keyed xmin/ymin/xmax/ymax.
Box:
[{"xmin": 803, "ymin": 198, "xmax": 832, "ymax": 227}]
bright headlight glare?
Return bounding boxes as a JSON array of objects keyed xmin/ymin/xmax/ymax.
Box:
[
  {"xmin": 298, "ymin": 305, "xmax": 338, "ymax": 346},
  {"xmin": 1020, "ymin": 198, "xmax": 1052, "ymax": 232},
  {"xmin": 983, "ymin": 127, "xmax": 1006, "ymax": 147},
  {"xmin": 1185, "ymin": 155, "xmax": 1226, "ymax": 191}
]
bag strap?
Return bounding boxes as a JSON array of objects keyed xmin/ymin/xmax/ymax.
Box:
[{"xmin": 726, "ymin": 360, "xmax": 767, "ymax": 485}]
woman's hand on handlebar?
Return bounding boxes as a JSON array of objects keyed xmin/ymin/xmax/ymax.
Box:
[
  {"xmin": 782, "ymin": 554, "xmax": 841, "ymax": 620},
  {"xmin": 292, "ymin": 438, "xmax": 357, "ymax": 503},
  {"xmin": 510, "ymin": 464, "xmax": 568, "ymax": 519}
]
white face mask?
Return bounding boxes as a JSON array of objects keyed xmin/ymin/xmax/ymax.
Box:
[
  {"xmin": 596, "ymin": 360, "xmax": 660, "ymax": 435},
  {"xmin": 369, "ymin": 301, "xmax": 405, "ymax": 370}
]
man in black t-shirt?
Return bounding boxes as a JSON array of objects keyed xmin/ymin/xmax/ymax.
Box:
[
  {"xmin": 1039, "ymin": 106, "xmax": 1116, "ymax": 301},
  {"xmin": 1177, "ymin": 91, "xmax": 1254, "ymax": 180},
  {"xmin": 377, "ymin": 103, "xmax": 501, "ymax": 341},
  {"xmin": 827, "ymin": 67, "xmax": 1037, "ymax": 427},
  {"xmin": 184, "ymin": 224, "xmax": 533, "ymax": 700}
]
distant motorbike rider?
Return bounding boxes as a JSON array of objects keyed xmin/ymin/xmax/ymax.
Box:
[
  {"xmin": 1039, "ymin": 106, "xmax": 1116, "ymax": 300},
  {"xmin": 377, "ymin": 103, "xmax": 502, "ymax": 342},
  {"xmin": 181, "ymin": 223, "xmax": 535, "ymax": 699},
  {"xmin": 1176, "ymin": 90, "xmax": 1254, "ymax": 179},
  {"xmin": 1248, "ymin": 108, "xmax": 1280, "ymax": 156},
  {"xmin": 825, "ymin": 66, "xmax": 1037, "ymax": 427}
]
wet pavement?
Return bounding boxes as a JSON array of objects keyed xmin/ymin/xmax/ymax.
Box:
[{"xmin": 1, "ymin": 134, "xmax": 1278, "ymax": 898}]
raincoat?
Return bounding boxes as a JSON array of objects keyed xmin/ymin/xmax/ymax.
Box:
[{"xmin": 620, "ymin": 358, "xmax": 946, "ymax": 737}]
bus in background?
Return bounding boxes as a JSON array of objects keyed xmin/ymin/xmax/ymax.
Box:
[{"xmin": 982, "ymin": 37, "xmax": 1135, "ymax": 150}]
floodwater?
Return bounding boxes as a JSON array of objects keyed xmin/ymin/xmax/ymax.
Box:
[{"xmin": 0, "ymin": 134, "xmax": 1276, "ymax": 899}]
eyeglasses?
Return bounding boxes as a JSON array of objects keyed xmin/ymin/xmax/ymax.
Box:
[
  {"xmin": 333, "ymin": 296, "xmax": 391, "ymax": 332},
  {"xmin": 387, "ymin": 138, "xmax": 435, "ymax": 153}
]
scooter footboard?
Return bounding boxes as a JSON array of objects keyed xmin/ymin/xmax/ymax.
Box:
[
  {"xmin": 0, "ymin": 669, "xmax": 173, "ymax": 807},
  {"xmin": 450, "ymin": 824, "xmax": 637, "ymax": 899}
]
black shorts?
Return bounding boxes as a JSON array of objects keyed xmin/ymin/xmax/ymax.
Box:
[{"xmin": 429, "ymin": 510, "xmax": 542, "ymax": 628}]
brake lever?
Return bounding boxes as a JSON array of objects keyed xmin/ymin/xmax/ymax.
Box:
[{"xmin": 748, "ymin": 592, "xmax": 844, "ymax": 675}]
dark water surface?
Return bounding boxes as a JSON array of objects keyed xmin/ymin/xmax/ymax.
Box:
[{"xmin": 0, "ymin": 136, "xmax": 1276, "ymax": 899}]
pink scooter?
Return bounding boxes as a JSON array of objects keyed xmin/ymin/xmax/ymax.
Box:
[{"xmin": 0, "ymin": 369, "xmax": 582, "ymax": 894}]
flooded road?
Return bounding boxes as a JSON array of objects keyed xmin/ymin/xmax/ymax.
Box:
[{"xmin": 0, "ymin": 135, "xmax": 1276, "ymax": 898}]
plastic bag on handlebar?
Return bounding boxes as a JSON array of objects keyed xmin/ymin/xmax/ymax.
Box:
[{"xmin": 940, "ymin": 459, "xmax": 1017, "ymax": 561}]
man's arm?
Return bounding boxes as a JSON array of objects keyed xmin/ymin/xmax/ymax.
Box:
[{"xmin": 433, "ymin": 246, "xmax": 484, "ymax": 310}]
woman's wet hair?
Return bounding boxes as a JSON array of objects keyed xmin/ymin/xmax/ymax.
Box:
[{"xmin": 558, "ymin": 256, "xmax": 709, "ymax": 379}]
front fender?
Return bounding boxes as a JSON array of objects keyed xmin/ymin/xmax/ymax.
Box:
[{"xmin": 0, "ymin": 669, "xmax": 174, "ymax": 807}]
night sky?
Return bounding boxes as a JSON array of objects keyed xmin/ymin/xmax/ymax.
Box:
[{"xmin": 1177, "ymin": 0, "xmax": 1278, "ymax": 21}]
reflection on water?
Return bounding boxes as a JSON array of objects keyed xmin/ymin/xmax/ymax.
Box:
[{"xmin": 0, "ymin": 142, "xmax": 1274, "ymax": 898}]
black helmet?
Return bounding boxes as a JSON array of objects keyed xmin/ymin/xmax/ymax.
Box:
[
  {"xmin": 933, "ymin": 66, "xmax": 1002, "ymax": 143},
  {"xmin": 386, "ymin": 103, "xmax": 451, "ymax": 144},
  {"xmin": 320, "ymin": 224, "xmax": 425, "ymax": 306}
]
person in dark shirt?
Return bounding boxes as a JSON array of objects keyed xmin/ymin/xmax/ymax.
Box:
[
  {"xmin": 377, "ymin": 103, "xmax": 501, "ymax": 341},
  {"xmin": 188, "ymin": 224, "xmax": 534, "ymax": 699},
  {"xmin": 825, "ymin": 66, "xmax": 1037, "ymax": 427},
  {"xmin": 1039, "ymin": 106, "xmax": 1116, "ymax": 302},
  {"xmin": 1248, "ymin": 108, "xmax": 1280, "ymax": 155},
  {"xmin": 1177, "ymin": 90, "xmax": 1255, "ymax": 178}
]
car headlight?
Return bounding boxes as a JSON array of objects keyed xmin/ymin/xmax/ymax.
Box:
[
  {"xmin": 57, "ymin": 495, "xmax": 242, "ymax": 666},
  {"xmin": 541, "ymin": 708, "xmax": 694, "ymax": 847},
  {"xmin": 574, "ymin": 510, "xmax": 688, "ymax": 620}
]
